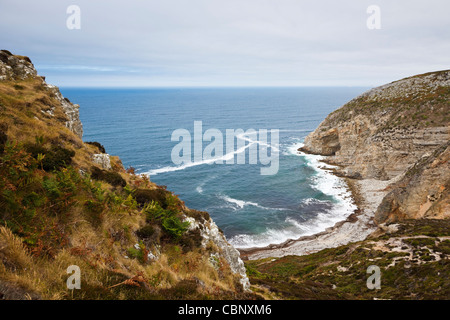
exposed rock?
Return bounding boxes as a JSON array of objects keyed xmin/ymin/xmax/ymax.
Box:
[
  {"xmin": 301, "ymin": 70, "xmax": 449, "ymax": 226},
  {"xmin": 185, "ymin": 216, "xmax": 250, "ymax": 290},
  {"xmin": 0, "ymin": 50, "xmax": 83, "ymax": 139},
  {"xmin": 302, "ymin": 70, "xmax": 450, "ymax": 180},
  {"xmin": 92, "ymin": 153, "xmax": 112, "ymax": 170},
  {"xmin": 44, "ymin": 84, "xmax": 83, "ymax": 139},
  {"xmin": 375, "ymin": 142, "xmax": 449, "ymax": 224},
  {"xmin": 0, "ymin": 50, "xmax": 37, "ymax": 81}
]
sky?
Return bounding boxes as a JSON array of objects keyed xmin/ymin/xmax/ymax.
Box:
[{"xmin": 0, "ymin": 0, "xmax": 449, "ymax": 87}]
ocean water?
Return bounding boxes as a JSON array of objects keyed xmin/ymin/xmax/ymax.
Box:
[{"xmin": 61, "ymin": 87, "xmax": 368, "ymax": 248}]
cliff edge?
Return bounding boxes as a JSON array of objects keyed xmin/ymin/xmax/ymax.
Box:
[
  {"xmin": 0, "ymin": 50, "xmax": 251, "ymax": 300},
  {"xmin": 301, "ymin": 70, "xmax": 449, "ymax": 224}
]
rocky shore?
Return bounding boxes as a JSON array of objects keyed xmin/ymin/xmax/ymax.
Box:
[
  {"xmin": 240, "ymin": 167, "xmax": 392, "ymax": 260},
  {"xmin": 241, "ymin": 70, "xmax": 449, "ymax": 260}
]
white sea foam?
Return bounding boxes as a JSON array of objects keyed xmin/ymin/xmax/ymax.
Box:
[
  {"xmin": 236, "ymin": 132, "xmax": 280, "ymax": 153},
  {"xmin": 144, "ymin": 142, "xmax": 251, "ymax": 176},
  {"xmin": 229, "ymin": 207, "xmax": 353, "ymax": 249},
  {"xmin": 301, "ymin": 197, "xmax": 328, "ymax": 205},
  {"xmin": 219, "ymin": 194, "xmax": 284, "ymax": 211},
  {"xmin": 229, "ymin": 141, "xmax": 357, "ymax": 249},
  {"xmin": 144, "ymin": 132, "xmax": 278, "ymax": 176},
  {"xmin": 283, "ymin": 141, "xmax": 304, "ymax": 156},
  {"xmin": 220, "ymin": 195, "xmax": 257, "ymax": 209},
  {"xmin": 229, "ymin": 227, "xmax": 304, "ymax": 249}
]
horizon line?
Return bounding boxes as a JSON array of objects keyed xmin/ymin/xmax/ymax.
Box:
[{"xmin": 59, "ymin": 85, "xmax": 373, "ymax": 89}]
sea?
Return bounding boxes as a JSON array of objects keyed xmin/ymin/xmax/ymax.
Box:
[{"xmin": 61, "ymin": 87, "xmax": 368, "ymax": 249}]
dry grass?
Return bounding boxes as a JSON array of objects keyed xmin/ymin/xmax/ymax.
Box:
[{"xmin": 0, "ymin": 67, "xmax": 253, "ymax": 300}]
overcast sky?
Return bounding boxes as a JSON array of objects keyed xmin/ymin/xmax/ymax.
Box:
[{"xmin": 1, "ymin": 0, "xmax": 449, "ymax": 87}]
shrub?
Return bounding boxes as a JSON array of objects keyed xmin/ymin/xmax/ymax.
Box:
[
  {"xmin": 136, "ymin": 225, "xmax": 156, "ymax": 239},
  {"xmin": 127, "ymin": 241, "xmax": 149, "ymax": 264},
  {"xmin": 179, "ymin": 229, "xmax": 203, "ymax": 252},
  {"xmin": 162, "ymin": 215, "xmax": 190, "ymax": 239},
  {"xmin": 90, "ymin": 166, "xmax": 126, "ymax": 187},
  {"xmin": 85, "ymin": 141, "xmax": 106, "ymax": 153},
  {"xmin": 0, "ymin": 129, "xmax": 7, "ymax": 154},
  {"xmin": 162, "ymin": 280, "xmax": 199, "ymax": 299},
  {"xmin": 25, "ymin": 143, "xmax": 75, "ymax": 171},
  {"xmin": 143, "ymin": 201, "xmax": 190, "ymax": 240},
  {"xmin": 134, "ymin": 188, "xmax": 170, "ymax": 208},
  {"xmin": 187, "ymin": 209, "xmax": 210, "ymax": 223}
]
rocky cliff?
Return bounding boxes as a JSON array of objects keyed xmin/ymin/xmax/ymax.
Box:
[
  {"xmin": 0, "ymin": 50, "xmax": 83, "ymax": 139},
  {"xmin": 375, "ymin": 142, "xmax": 449, "ymax": 224},
  {"xmin": 242, "ymin": 72, "xmax": 450, "ymax": 300},
  {"xmin": 0, "ymin": 50, "xmax": 250, "ymax": 299},
  {"xmin": 300, "ymin": 70, "xmax": 449, "ymax": 224}
]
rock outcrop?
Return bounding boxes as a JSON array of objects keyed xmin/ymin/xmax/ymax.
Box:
[
  {"xmin": 301, "ymin": 70, "xmax": 450, "ymax": 224},
  {"xmin": 0, "ymin": 50, "xmax": 37, "ymax": 80},
  {"xmin": 0, "ymin": 49, "xmax": 83, "ymax": 139},
  {"xmin": 92, "ymin": 153, "xmax": 112, "ymax": 170},
  {"xmin": 45, "ymin": 84, "xmax": 83, "ymax": 138},
  {"xmin": 185, "ymin": 216, "xmax": 250, "ymax": 290},
  {"xmin": 375, "ymin": 142, "xmax": 449, "ymax": 224}
]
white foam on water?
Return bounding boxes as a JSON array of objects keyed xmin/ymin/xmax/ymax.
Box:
[
  {"xmin": 143, "ymin": 142, "xmax": 252, "ymax": 176},
  {"xmin": 301, "ymin": 197, "xmax": 329, "ymax": 205},
  {"xmin": 229, "ymin": 227, "xmax": 305, "ymax": 249},
  {"xmin": 229, "ymin": 141, "xmax": 357, "ymax": 249},
  {"xmin": 282, "ymin": 140, "xmax": 304, "ymax": 156},
  {"xmin": 144, "ymin": 131, "xmax": 279, "ymax": 176},
  {"xmin": 235, "ymin": 131, "xmax": 280, "ymax": 153},
  {"xmin": 218, "ymin": 194, "xmax": 284, "ymax": 211}
]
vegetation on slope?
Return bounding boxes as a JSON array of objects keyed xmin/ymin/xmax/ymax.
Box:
[
  {"xmin": 0, "ymin": 57, "xmax": 253, "ymax": 300},
  {"xmin": 326, "ymin": 71, "xmax": 450, "ymax": 130},
  {"xmin": 246, "ymin": 219, "xmax": 450, "ymax": 300}
]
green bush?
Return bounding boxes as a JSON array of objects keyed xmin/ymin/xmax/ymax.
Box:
[
  {"xmin": 143, "ymin": 201, "xmax": 189, "ymax": 240},
  {"xmin": 162, "ymin": 215, "xmax": 190, "ymax": 239},
  {"xmin": 127, "ymin": 241, "xmax": 148, "ymax": 263}
]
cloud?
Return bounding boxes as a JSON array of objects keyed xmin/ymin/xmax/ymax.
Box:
[{"xmin": 0, "ymin": 0, "xmax": 449, "ymax": 87}]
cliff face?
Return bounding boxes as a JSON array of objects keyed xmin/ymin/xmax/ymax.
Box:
[
  {"xmin": 0, "ymin": 50, "xmax": 250, "ymax": 299},
  {"xmin": 0, "ymin": 50, "xmax": 83, "ymax": 139},
  {"xmin": 301, "ymin": 70, "xmax": 450, "ymax": 224},
  {"xmin": 375, "ymin": 142, "xmax": 449, "ymax": 224}
]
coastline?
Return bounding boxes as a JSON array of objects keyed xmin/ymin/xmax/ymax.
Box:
[{"xmin": 239, "ymin": 153, "xmax": 395, "ymax": 261}]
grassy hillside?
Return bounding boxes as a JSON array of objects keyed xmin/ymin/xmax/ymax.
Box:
[
  {"xmin": 327, "ymin": 70, "xmax": 450, "ymax": 130},
  {"xmin": 0, "ymin": 52, "xmax": 254, "ymax": 300},
  {"xmin": 246, "ymin": 219, "xmax": 450, "ymax": 300}
]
